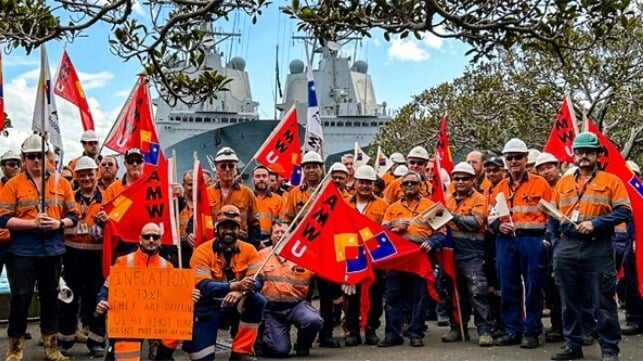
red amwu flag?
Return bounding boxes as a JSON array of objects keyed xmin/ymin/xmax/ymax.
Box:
[
  {"xmin": 54, "ymin": 50, "xmax": 95, "ymax": 131},
  {"xmin": 586, "ymin": 120, "xmax": 643, "ymax": 297},
  {"xmin": 253, "ymin": 105, "xmax": 301, "ymax": 179},
  {"xmin": 103, "ymin": 75, "xmax": 164, "ymax": 166},
  {"xmin": 435, "ymin": 113, "xmax": 454, "ymax": 173},
  {"xmin": 101, "ymin": 160, "xmax": 174, "ymax": 276},
  {"xmin": 276, "ymin": 181, "xmax": 438, "ymax": 320},
  {"xmin": 543, "ymin": 96, "xmax": 578, "ymax": 164}
]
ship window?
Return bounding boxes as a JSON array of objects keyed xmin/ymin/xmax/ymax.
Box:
[
  {"xmin": 182, "ymin": 117, "xmax": 187, "ymax": 122},
  {"xmin": 337, "ymin": 121, "xmax": 344, "ymax": 126},
  {"xmin": 231, "ymin": 118, "xmax": 237, "ymax": 124},
  {"xmin": 363, "ymin": 122, "xmax": 370, "ymax": 127},
  {"xmin": 196, "ymin": 117, "xmax": 202, "ymax": 122},
  {"xmin": 323, "ymin": 122, "xmax": 329, "ymax": 127},
  {"xmin": 371, "ymin": 122, "xmax": 378, "ymax": 127},
  {"xmin": 330, "ymin": 122, "xmax": 336, "ymax": 126},
  {"xmin": 222, "ymin": 118, "xmax": 229, "ymax": 123},
  {"xmin": 204, "ymin": 117, "xmax": 210, "ymax": 123}
]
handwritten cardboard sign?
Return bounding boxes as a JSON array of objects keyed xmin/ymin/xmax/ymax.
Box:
[{"xmin": 107, "ymin": 267, "xmax": 194, "ymax": 340}]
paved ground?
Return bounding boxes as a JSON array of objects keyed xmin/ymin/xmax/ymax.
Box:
[{"xmin": 0, "ymin": 312, "xmax": 641, "ymax": 361}]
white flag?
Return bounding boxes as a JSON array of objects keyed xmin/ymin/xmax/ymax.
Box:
[
  {"xmin": 488, "ymin": 192, "xmax": 511, "ymax": 224},
  {"xmin": 32, "ymin": 44, "xmax": 63, "ymax": 153},
  {"xmin": 374, "ymin": 145, "xmax": 392, "ymax": 176},
  {"xmin": 354, "ymin": 142, "xmax": 371, "ymax": 168},
  {"xmin": 304, "ymin": 65, "xmax": 323, "ymax": 154}
]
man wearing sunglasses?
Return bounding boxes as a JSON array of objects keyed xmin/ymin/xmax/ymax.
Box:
[
  {"xmin": 0, "ymin": 134, "xmax": 79, "ymax": 361},
  {"xmin": 379, "ymin": 171, "xmax": 446, "ymax": 348},
  {"xmin": 441, "ymin": 162, "xmax": 495, "ymax": 346},
  {"xmin": 96, "ymin": 222, "xmax": 192, "ymax": 361},
  {"xmin": 68, "ymin": 130, "xmax": 102, "ymax": 180},
  {"xmin": 383, "ymin": 146, "xmax": 432, "ymax": 204},
  {"xmin": 481, "ymin": 155, "xmax": 506, "ymax": 338},
  {"xmin": 186, "ymin": 205, "xmax": 265, "ymax": 361},
  {"xmin": 100, "ymin": 148, "xmax": 148, "ymax": 259},
  {"xmin": 207, "ymin": 147, "xmax": 261, "ymax": 249},
  {"xmin": 489, "ymin": 138, "xmax": 552, "ymax": 349},
  {"xmin": 547, "ymin": 132, "xmax": 631, "ymax": 361},
  {"xmin": 97, "ymin": 155, "xmax": 119, "ymax": 191}
]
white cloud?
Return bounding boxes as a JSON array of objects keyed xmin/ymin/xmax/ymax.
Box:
[
  {"xmin": 0, "ymin": 69, "xmax": 121, "ymax": 164},
  {"xmin": 114, "ymin": 89, "xmax": 131, "ymax": 97},
  {"xmin": 387, "ymin": 38, "xmax": 430, "ymax": 62},
  {"xmin": 422, "ymin": 33, "xmax": 444, "ymax": 50},
  {"xmin": 2, "ymin": 56, "xmax": 40, "ymax": 67},
  {"xmin": 78, "ymin": 71, "xmax": 114, "ymax": 90}
]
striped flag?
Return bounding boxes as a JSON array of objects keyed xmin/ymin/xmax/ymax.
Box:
[
  {"xmin": 32, "ymin": 44, "xmax": 63, "ymax": 154},
  {"xmin": 303, "ymin": 65, "xmax": 323, "ymax": 154}
]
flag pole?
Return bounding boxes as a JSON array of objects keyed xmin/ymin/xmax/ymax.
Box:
[
  {"xmin": 251, "ymin": 172, "xmax": 333, "ymax": 278},
  {"xmin": 172, "ymin": 149, "xmax": 183, "ymax": 269},
  {"xmin": 454, "ymin": 287, "xmax": 466, "ymax": 341}
]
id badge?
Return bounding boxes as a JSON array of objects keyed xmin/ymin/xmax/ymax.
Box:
[
  {"xmin": 77, "ymin": 221, "xmax": 89, "ymax": 234},
  {"xmin": 570, "ymin": 210, "xmax": 580, "ymax": 223}
]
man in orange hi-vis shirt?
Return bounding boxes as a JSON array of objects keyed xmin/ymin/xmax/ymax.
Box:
[
  {"xmin": 489, "ymin": 138, "xmax": 551, "ymax": 350},
  {"xmin": 548, "ymin": 132, "xmax": 631, "ymax": 361}
]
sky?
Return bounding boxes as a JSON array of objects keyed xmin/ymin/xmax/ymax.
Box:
[{"xmin": 0, "ymin": 3, "xmax": 470, "ymax": 162}]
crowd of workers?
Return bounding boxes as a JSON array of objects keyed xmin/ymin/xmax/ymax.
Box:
[{"xmin": 0, "ymin": 128, "xmax": 640, "ymax": 361}]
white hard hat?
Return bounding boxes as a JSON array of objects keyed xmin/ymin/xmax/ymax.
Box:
[
  {"xmin": 301, "ymin": 151, "xmax": 323, "ymax": 165},
  {"xmin": 355, "ymin": 165, "xmax": 377, "ymax": 181},
  {"xmin": 527, "ymin": 149, "xmax": 541, "ymax": 165},
  {"xmin": 74, "ymin": 156, "xmax": 98, "ymax": 172},
  {"xmin": 407, "ymin": 146, "xmax": 429, "ymax": 160},
  {"xmin": 627, "ymin": 160, "xmax": 640, "ymax": 176},
  {"xmin": 1, "ymin": 150, "xmax": 21, "ymax": 162},
  {"xmin": 21, "ymin": 134, "xmax": 47, "ymax": 153},
  {"xmin": 214, "ymin": 147, "xmax": 239, "ymax": 162},
  {"xmin": 502, "ymin": 138, "xmax": 528, "ymax": 154},
  {"xmin": 393, "ymin": 165, "xmax": 409, "ymax": 177},
  {"xmin": 451, "ymin": 162, "xmax": 476, "ymax": 176},
  {"xmin": 535, "ymin": 152, "xmax": 559, "ymax": 168},
  {"xmin": 390, "ymin": 152, "xmax": 406, "ymax": 164},
  {"xmin": 80, "ymin": 130, "xmax": 99, "ymax": 143},
  {"xmin": 329, "ymin": 162, "xmax": 348, "ymax": 174}
]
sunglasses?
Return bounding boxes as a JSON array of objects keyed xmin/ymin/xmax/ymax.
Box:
[
  {"xmin": 408, "ymin": 160, "xmax": 426, "ymax": 166},
  {"xmin": 505, "ymin": 155, "xmax": 525, "ymax": 161},
  {"xmin": 126, "ymin": 158, "xmax": 144, "ymax": 165},
  {"xmin": 24, "ymin": 153, "xmax": 43, "ymax": 160},
  {"xmin": 141, "ymin": 233, "xmax": 161, "ymax": 241},
  {"xmin": 3, "ymin": 161, "xmax": 20, "ymax": 168},
  {"xmin": 218, "ymin": 163, "xmax": 236, "ymax": 169},
  {"xmin": 82, "ymin": 141, "xmax": 99, "ymax": 145},
  {"xmin": 402, "ymin": 180, "xmax": 420, "ymax": 186},
  {"xmin": 574, "ymin": 149, "xmax": 598, "ymax": 156},
  {"xmin": 101, "ymin": 162, "xmax": 115, "ymax": 167},
  {"xmin": 63, "ymin": 176, "xmax": 74, "ymax": 182},
  {"xmin": 453, "ymin": 176, "xmax": 472, "ymax": 182}
]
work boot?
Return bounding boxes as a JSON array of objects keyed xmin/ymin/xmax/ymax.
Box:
[
  {"xmin": 365, "ymin": 329, "xmax": 380, "ymax": 345},
  {"xmin": 478, "ymin": 333, "xmax": 494, "ymax": 347},
  {"xmin": 621, "ymin": 323, "xmax": 643, "ymax": 335},
  {"xmin": 42, "ymin": 334, "xmax": 70, "ymax": 361},
  {"xmin": 441, "ymin": 329, "xmax": 470, "ymax": 342},
  {"xmin": 345, "ymin": 334, "xmax": 361, "ymax": 347},
  {"xmin": 551, "ymin": 346, "xmax": 583, "ymax": 360},
  {"xmin": 5, "ymin": 337, "xmax": 25, "ymax": 361}
]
